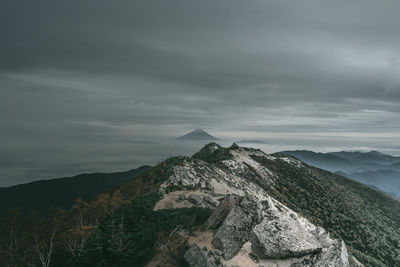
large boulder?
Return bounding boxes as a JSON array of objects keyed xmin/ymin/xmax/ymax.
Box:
[
  {"xmin": 184, "ymin": 244, "xmax": 218, "ymax": 267},
  {"xmin": 211, "ymin": 196, "xmax": 259, "ymax": 260},
  {"xmin": 202, "ymin": 194, "xmax": 242, "ymax": 231},
  {"xmin": 251, "ymin": 212, "xmax": 322, "ymax": 259}
]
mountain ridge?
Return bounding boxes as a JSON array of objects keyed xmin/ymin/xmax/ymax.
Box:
[{"xmin": 107, "ymin": 143, "xmax": 400, "ymax": 266}]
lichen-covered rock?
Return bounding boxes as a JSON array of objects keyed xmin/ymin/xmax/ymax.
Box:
[
  {"xmin": 310, "ymin": 227, "xmax": 332, "ymax": 247},
  {"xmin": 239, "ymin": 195, "xmax": 263, "ymax": 224},
  {"xmin": 251, "ymin": 212, "xmax": 322, "ymax": 259},
  {"xmin": 291, "ymin": 240, "xmax": 350, "ymax": 267},
  {"xmin": 212, "ymin": 196, "xmax": 259, "ymax": 260},
  {"xmin": 202, "ymin": 194, "xmax": 242, "ymax": 231},
  {"xmin": 184, "ymin": 244, "xmax": 218, "ymax": 267},
  {"xmin": 212, "ymin": 206, "xmax": 251, "ymax": 260},
  {"xmin": 312, "ymin": 240, "xmax": 349, "ymax": 267},
  {"xmin": 172, "ymin": 163, "xmax": 202, "ymax": 187}
]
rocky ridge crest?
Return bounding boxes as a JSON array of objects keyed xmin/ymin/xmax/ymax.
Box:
[{"xmin": 155, "ymin": 143, "xmax": 362, "ymax": 267}]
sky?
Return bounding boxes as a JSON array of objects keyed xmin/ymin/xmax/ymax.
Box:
[{"xmin": 1, "ymin": 0, "xmax": 400, "ymax": 186}]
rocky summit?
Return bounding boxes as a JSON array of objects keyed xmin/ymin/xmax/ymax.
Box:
[{"xmin": 150, "ymin": 143, "xmax": 367, "ymax": 267}]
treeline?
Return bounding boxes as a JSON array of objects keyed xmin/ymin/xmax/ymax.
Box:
[
  {"xmin": 0, "ymin": 190, "xmax": 127, "ymax": 267},
  {"xmin": 0, "ymin": 158, "xmax": 184, "ymax": 267},
  {"xmin": 75, "ymin": 192, "xmax": 211, "ymax": 266}
]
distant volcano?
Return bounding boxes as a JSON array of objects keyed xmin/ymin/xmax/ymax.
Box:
[{"xmin": 177, "ymin": 129, "xmax": 219, "ymax": 141}]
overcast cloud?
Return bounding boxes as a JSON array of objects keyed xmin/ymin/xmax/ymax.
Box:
[{"xmin": 1, "ymin": 0, "xmax": 400, "ymax": 186}]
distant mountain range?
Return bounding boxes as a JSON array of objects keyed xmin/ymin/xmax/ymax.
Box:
[
  {"xmin": 177, "ymin": 128, "xmax": 219, "ymax": 141},
  {"xmin": 283, "ymin": 150, "xmax": 400, "ymax": 198},
  {"xmin": 0, "ymin": 166, "xmax": 151, "ymax": 213}
]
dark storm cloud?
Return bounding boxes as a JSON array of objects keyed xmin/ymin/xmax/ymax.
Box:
[{"xmin": 1, "ymin": 0, "xmax": 400, "ymax": 186}]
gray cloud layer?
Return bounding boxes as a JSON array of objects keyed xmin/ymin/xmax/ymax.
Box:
[{"xmin": 1, "ymin": 0, "xmax": 400, "ymax": 186}]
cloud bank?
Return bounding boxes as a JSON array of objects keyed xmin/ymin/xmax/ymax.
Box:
[{"xmin": 1, "ymin": 0, "xmax": 400, "ymax": 186}]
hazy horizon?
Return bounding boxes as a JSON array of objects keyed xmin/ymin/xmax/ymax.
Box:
[{"xmin": 1, "ymin": 132, "xmax": 399, "ymax": 187}]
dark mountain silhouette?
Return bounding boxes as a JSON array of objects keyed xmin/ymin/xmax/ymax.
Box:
[
  {"xmin": 177, "ymin": 128, "xmax": 219, "ymax": 141},
  {"xmin": 0, "ymin": 165, "xmax": 151, "ymax": 213}
]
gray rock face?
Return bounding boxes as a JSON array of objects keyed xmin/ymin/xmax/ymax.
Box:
[
  {"xmin": 212, "ymin": 196, "xmax": 259, "ymax": 260},
  {"xmin": 310, "ymin": 227, "xmax": 331, "ymax": 247},
  {"xmin": 290, "ymin": 240, "xmax": 350, "ymax": 267},
  {"xmin": 184, "ymin": 244, "xmax": 218, "ymax": 267},
  {"xmin": 202, "ymin": 194, "xmax": 242, "ymax": 231},
  {"xmin": 251, "ymin": 213, "xmax": 322, "ymax": 259},
  {"xmin": 312, "ymin": 240, "xmax": 349, "ymax": 267}
]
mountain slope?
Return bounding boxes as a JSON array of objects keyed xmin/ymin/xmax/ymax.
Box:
[
  {"xmin": 107, "ymin": 143, "xmax": 400, "ymax": 266},
  {"xmin": 349, "ymin": 169, "xmax": 400, "ymax": 196},
  {"xmin": 330, "ymin": 151, "xmax": 400, "ymax": 166},
  {"xmin": 284, "ymin": 150, "xmax": 400, "ymax": 198},
  {"xmin": 177, "ymin": 128, "xmax": 219, "ymax": 141},
  {"xmin": 0, "ymin": 166, "xmax": 151, "ymax": 213},
  {"xmin": 282, "ymin": 150, "xmax": 355, "ymax": 173}
]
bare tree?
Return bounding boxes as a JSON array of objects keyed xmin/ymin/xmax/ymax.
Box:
[
  {"xmin": 63, "ymin": 224, "xmax": 93, "ymax": 258},
  {"xmin": 0, "ymin": 209, "xmax": 36, "ymax": 267}
]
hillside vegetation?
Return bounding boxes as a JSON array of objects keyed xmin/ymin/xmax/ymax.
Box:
[
  {"xmin": 0, "ymin": 166, "xmax": 151, "ymax": 213},
  {"xmin": 255, "ymin": 153, "xmax": 400, "ymax": 266}
]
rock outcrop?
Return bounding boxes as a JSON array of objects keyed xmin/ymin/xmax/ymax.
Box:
[
  {"xmin": 291, "ymin": 240, "xmax": 349, "ymax": 267},
  {"xmin": 202, "ymin": 194, "xmax": 242, "ymax": 231},
  {"xmin": 251, "ymin": 212, "xmax": 322, "ymax": 259},
  {"xmin": 154, "ymin": 144, "xmax": 362, "ymax": 267},
  {"xmin": 313, "ymin": 240, "xmax": 349, "ymax": 267},
  {"xmin": 212, "ymin": 196, "xmax": 260, "ymax": 260}
]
